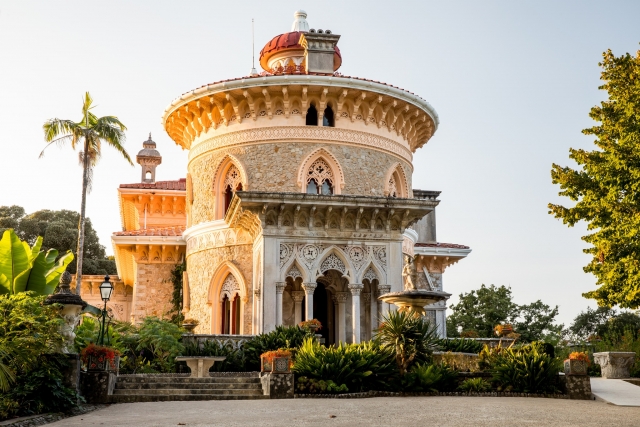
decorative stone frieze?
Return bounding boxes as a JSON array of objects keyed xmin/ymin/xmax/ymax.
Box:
[{"xmin": 593, "ymin": 352, "xmax": 636, "ymax": 379}]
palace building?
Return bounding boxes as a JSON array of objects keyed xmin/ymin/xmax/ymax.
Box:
[{"xmin": 109, "ymin": 11, "xmax": 471, "ymax": 342}]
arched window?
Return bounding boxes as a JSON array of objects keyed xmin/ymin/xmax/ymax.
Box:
[
  {"xmin": 388, "ymin": 175, "xmax": 398, "ymax": 198},
  {"xmin": 385, "ymin": 164, "xmax": 409, "ymax": 198},
  {"xmin": 220, "ymin": 274, "xmax": 241, "ymax": 335},
  {"xmin": 306, "ymin": 158, "xmax": 334, "ymax": 195},
  {"xmin": 323, "ymin": 106, "xmax": 335, "ymax": 127},
  {"xmin": 222, "ymin": 165, "xmax": 243, "ymax": 215},
  {"xmin": 306, "ymin": 104, "xmax": 318, "ymax": 126}
]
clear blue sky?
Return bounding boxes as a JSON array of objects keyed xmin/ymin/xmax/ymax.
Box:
[{"xmin": 2, "ymin": 1, "xmax": 639, "ymax": 326}]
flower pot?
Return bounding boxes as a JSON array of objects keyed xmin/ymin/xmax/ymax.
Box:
[
  {"xmin": 564, "ymin": 359, "xmax": 588, "ymax": 376},
  {"xmin": 182, "ymin": 323, "xmax": 197, "ymax": 334},
  {"xmin": 272, "ymin": 356, "xmax": 291, "ymax": 374},
  {"xmin": 260, "ymin": 355, "xmax": 272, "ymax": 373},
  {"xmin": 87, "ymin": 355, "xmax": 120, "ymax": 373}
]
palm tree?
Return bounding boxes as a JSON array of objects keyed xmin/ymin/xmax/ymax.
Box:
[{"xmin": 40, "ymin": 92, "xmax": 132, "ymax": 296}]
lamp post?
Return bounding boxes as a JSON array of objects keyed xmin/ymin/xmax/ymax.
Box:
[{"xmin": 97, "ymin": 275, "xmax": 113, "ymax": 346}]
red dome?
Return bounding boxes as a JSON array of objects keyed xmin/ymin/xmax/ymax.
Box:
[{"xmin": 259, "ymin": 31, "xmax": 342, "ymax": 73}]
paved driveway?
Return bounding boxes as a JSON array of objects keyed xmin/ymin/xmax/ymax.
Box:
[{"xmin": 49, "ymin": 397, "xmax": 640, "ymax": 427}]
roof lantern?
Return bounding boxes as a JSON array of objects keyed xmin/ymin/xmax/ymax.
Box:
[
  {"xmin": 136, "ymin": 133, "xmax": 162, "ymax": 183},
  {"xmin": 259, "ymin": 11, "xmax": 342, "ymax": 74}
]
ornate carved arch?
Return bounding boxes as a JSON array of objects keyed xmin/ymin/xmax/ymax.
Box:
[
  {"xmin": 359, "ymin": 261, "xmax": 385, "ymax": 286},
  {"xmin": 212, "ymin": 154, "xmax": 248, "ymax": 219},
  {"xmin": 313, "ymin": 247, "xmax": 355, "ymax": 281},
  {"xmin": 384, "ymin": 162, "xmax": 410, "ymax": 198},
  {"xmin": 207, "ymin": 261, "xmax": 248, "ymax": 334},
  {"xmin": 297, "ymin": 148, "xmax": 345, "ymax": 194}
]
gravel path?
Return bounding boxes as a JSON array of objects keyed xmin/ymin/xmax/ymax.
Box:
[{"xmin": 47, "ymin": 397, "xmax": 640, "ymax": 427}]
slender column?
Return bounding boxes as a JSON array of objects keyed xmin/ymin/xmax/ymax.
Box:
[
  {"xmin": 348, "ymin": 284, "xmax": 364, "ymax": 343},
  {"xmin": 363, "ymin": 292, "xmax": 372, "ymax": 340},
  {"xmin": 253, "ymin": 289, "xmax": 261, "ymax": 334},
  {"xmin": 377, "ymin": 284, "xmax": 391, "ymax": 319},
  {"xmin": 335, "ymin": 292, "xmax": 349, "ymax": 343},
  {"xmin": 370, "ymin": 289, "xmax": 378, "ymax": 335},
  {"xmin": 302, "ymin": 283, "xmax": 317, "ymax": 320},
  {"xmin": 275, "ymin": 282, "xmax": 286, "ymax": 326},
  {"xmin": 291, "ymin": 291, "xmax": 305, "ymax": 325}
]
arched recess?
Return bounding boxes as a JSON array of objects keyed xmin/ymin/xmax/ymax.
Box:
[
  {"xmin": 313, "ymin": 247, "xmax": 355, "ymax": 281},
  {"xmin": 384, "ymin": 163, "xmax": 410, "ymax": 198},
  {"xmin": 212, "ymin": 155, "xmax": 248, "ymax": 219},
  {"xmin": 282, "ymin": 258, "xmax": 309, "ymax": 283},
  {"xmin": 359, "ymin": 261, "xmax": 385, "ymax": 286},
  {"xmin": 207, "ymin": 261, "xmax": 248, "ymax": 334},
  {"xmin": 297, "ymin": 148, "xmax": 345, "ymax": 194}
]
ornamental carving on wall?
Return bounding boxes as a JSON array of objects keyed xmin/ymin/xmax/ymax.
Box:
[
  {"xmin": 186, "ymin": 228, "xmax": 250, "ymax": 255},
  {"xmin": 286, "ymin": 265, "xmax": 303, "ymax": 280},
  {"xmin": 320, "ymin": 254, "xmax": 346, "ymax": 274},
  {"xmin": 307, "ymin": 158, "xmax": 334, "ymax": 187},
  {"xmin": 221, "ymin": 274, "xmax": 240, "ymax": 298},
  {"xmin": 223, "ymin": 165, "xmax": 242, "ymax": 191},
  {"xmin": 363, "ymin": 267, "xmax": 378, "ymax": 283}
]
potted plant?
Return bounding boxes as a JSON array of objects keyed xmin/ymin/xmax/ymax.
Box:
[
  {"xmin": 299, "ymin": 319, "xmax": 322, "ymax": 334},
  {"xmin": 81, "ymin": 343, "xmax": 121, "ymax": 372},
  {"xmin": 494, "ymin": 324, "xmax": 513, "ymax": 337},
  {"xmin": 182, "ymin": 318, "xmax": 199, "ymax": 334},
  {"xmin": 564, "ymin": 351, "xmax": 590, "ymax": 375},
  {"xmin": 260, "ymin": 349, "xmax": 292, "ymax": 374}
]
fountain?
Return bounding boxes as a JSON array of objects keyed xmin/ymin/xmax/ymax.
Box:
[{"xmin": 378, "ymin": 255, "xmax": 450, "ymax": 317}]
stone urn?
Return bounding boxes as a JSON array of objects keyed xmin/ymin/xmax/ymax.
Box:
[
  {"xmin": 44, "ymin": 271, "xmax": 88, "ymax": 354},
  {"xmin": 593, "ymin": 352, "xmax": 636, "ymax": 378},
  {"xmin": 182, "ymin": 320, "xmax": 198, "ymax": 334}
]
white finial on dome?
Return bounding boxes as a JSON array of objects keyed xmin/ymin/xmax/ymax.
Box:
[{"xmin": 291, "ymin": 10, "xmax": 309, "ymax": 32}]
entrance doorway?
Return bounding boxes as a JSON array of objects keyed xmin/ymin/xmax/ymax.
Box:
[{"xmin": 313, "ymin": 282, "xmax": 330, "ymax": 344}]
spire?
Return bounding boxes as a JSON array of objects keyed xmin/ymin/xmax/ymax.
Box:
[
  {"xmin": 137, "ymin": 134, "xmax": 162, "ymax": 183},
  {"xmin": 291, "ymin": 10, "xmax": 309, "ymax": 32}
]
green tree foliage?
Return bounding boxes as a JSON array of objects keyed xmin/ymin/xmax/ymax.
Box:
[
  {"xmin": 0, "ymin": 230, "xmax": 73, "ymax": 296},
  {"xmin": 569, "ymin": 306, "xmax": 640, "ymax": 340},
  {"xmin": 0, "ymin": 206, "xmax": 115, "ymax": 275},
  {"xmin": 170, "ymin": 262, "xmax": 186, "ymax": 324},
  {"xmin": 0, "ymin": 293, "xmax": 79, "ymax": 420},
  {"xmin": 447, "ymin": 284, "xmax": 561, "ymax": 342},
  {"xmin": 549, "ymin": 48, "xmax": 640, "ymax": 308}
]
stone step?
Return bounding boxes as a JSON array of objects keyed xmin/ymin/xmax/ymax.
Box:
[
  {"xmin": 115, "ymin": 381, "xmax": 262, "ymax": 390},
  {"xmin": 113, "ymin": 388, "xmax": 263, "ymax": 396},
  {"xmin": 109, "ymin": 394, "xmax": 269, "ymax": 403},
  {"xmin": 116, "ymin": 376, "xmax": 261, "ymax": 384}
]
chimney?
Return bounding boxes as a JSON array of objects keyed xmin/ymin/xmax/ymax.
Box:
[{"xmin": 300, "ymin": 29, "xmax": 340, "ymax": 74}]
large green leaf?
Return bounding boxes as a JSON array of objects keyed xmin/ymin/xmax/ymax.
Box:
[
  {"xmin": 43, "ymin": 250, "xmax": 73, "ymax": 294},
  {"xmin": 22, "ymin": 250, "xmax": 55, "ymax": 295},
  {"xmin": 0, "ymin": 230, "xmax": 31, "ymax": 295}
]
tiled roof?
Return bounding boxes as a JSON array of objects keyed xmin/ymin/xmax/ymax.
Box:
[
  {"xmin": 114, "ymin": 226, "xmax": 186, "ymax": 237},
  {"xmin": 415, "ymin": 242, "xmax": 470, "ymax": 249},
  {"xmin": 120, "ymin": 178, "xmax": 186, "ymax": 191},
  {"xmin": 259, "ymin": 31, "xmax": 341, "ymax": 71}
]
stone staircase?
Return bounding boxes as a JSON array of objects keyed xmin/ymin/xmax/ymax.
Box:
[{"xmin": 110, "ymin": 373, "xmax": 269, "ymax": 402}]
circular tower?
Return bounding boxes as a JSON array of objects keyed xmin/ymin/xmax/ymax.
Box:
[{"xmin": 162, "ymin": 12, "xmax": 461, "ymax": 341}]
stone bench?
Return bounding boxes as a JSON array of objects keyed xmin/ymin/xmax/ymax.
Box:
[{"xmin": 175, "ymin": 356, "xmax": 226, "ymax": 378}]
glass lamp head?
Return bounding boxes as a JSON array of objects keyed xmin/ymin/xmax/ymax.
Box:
[{"xmin": 100, "ymin": 275, "xmax": 113, "ymax": 301}]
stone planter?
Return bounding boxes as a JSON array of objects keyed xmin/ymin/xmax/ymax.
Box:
[
  {"xmin": 182, "ymin": 322, "xmax": 197, "ymax": 334},
  {"xmin": 593, "ymin": 352, "xmax": 636, "ymax": 378},
  {"xmin": 564, "ymin": 359, "xmax": 588, "ymax": 376},
  {"xmin": 260, "ymin": 355, "xmax": 272, "ymax": 373},
  {"xmin": 86, "ymin": 355, "xmax": 120, "ymax": 373},
  {"xmin": 272, "ymin": 356, "xmax": 291, "ymax": 374}
]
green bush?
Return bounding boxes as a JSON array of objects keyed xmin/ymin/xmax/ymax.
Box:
[
  {"xmin": 296, "ymin": 376, "xmax": 348, "ymax": 394},
  {"xmin": 181, "ymin": 340, "xmax": 245, "ymax": 372},
  {"xmin": 242, "ymin": 325, "xmax": 312, "ymax": 371},
  {"xmin": 376, "ymin": 310, "xmax": 440, "ymax": 375},
  {"xmin": 458, "ymin": 377, "xmax": 492, "ymax": 392},
  {"xmin": 438, "ymin": 338, "xmax": 484, "ymax": 354},
  {"xmin": 293, "ymin": 338, "xmax": 397, "ymax": 392},
  {"xmin": 0, "ymin": 293, "xmax": 80, "ymax": 420},
  {"xmin": 491, "ymin": 343, "xmax": 562, "ymax": 393},
  {"xmin": 403, "ymin": 363, "xmax": 458, "ymax": 392}
]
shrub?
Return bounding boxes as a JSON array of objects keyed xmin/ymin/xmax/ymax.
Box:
[
  {"xmin": 438, "ymin": 338, "xmax": 484, "ymax": 354},
  {"xmin": 243, "ymin": 325, "xmax": 312, "ymax": 371},
  {"xmin": 296, "ymin": 376, "xmax": 348, "ymax": 394},
  {"xmin": 80, "ymin": 344, "xmax": 120, "ymax": 370},
  {"xmin": 135, "ymin": 317, "xmax": 184, "ymax": 373},
  {"xmin": 293, "ymin": 338, "xmax": 397, "ymax": 392},
  {"xmin": 376, "ymin": 310, "xmax": 440, "ymax": 375},
  {"xmin": 458, "ymin": 377, "xmax": 492, "ymax": 392},
  {"xmin": 491, "ymin": 343, "xmax": 562, "ymax": 393},
  {"xmin": 403, "ymin": 363, "xmax": 458, "ymax": 392}
]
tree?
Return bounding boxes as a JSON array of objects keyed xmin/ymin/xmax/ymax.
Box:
[
  {"xmin": 0, "ymin": 206, "xmax": 116, "ymax": 275},
  {"xmin": 569, "ymin": 307, "xmax": 640, "ymax": 341},
  {"xmin": 446, "ymin": 284, "xmax": 518, "ymax": 338},
  {"xmin": 40, "ymin": 93, "xmax": 131, "ymax": 295},
  {"xmin": 447, "ymin": 284, "xmax": 561, "ymax": 342},
  {"xmin": 549, "ymin": 48, "xmax": 640, "ymax": 308}
]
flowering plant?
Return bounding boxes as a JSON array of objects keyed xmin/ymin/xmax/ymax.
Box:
[
  {"xmin": 81, "ymin": 343, "xmax": 120, "ymax": 370},
  {"xmin": 568, "ymin": 351, "xmax": 591, "ymax": 365},
  {"xmin": 299, "ymin": 319, "xmax": 322, "ymax": 330},
  {"xmin": 260, "ymin": 349, "xmax": 292, "ymax": 363},
  {"xmin": 494, "ymin": 324, "xmax": 514, "ymax": 337}
]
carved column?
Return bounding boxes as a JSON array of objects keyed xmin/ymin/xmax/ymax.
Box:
[
  {"xmin": 291, "ymin": 291, "xmax": 305, "ymax": 325},
  {"xmin": 377, "ymin": 284, "xmax": 391, "ymax": 319},
  {"xmin": 369, "ymin": 290, "xmax": 378, "ymax": 335},
  {"xmin": 253, "ymin": 289, "xmax": 261, "ymax": 334},
  {"xmin": 302, "ymin": 283, "xmax": 317, "ymax": 321},
  {"xmin": 275, "ymin": 282, "xmax": 286, "ymax": 326},
  {"xmin": 348, "ymin": 284, "xmax": 364, "ymax": 343},
  {"xmin": 335, "ymin": 292, "xmax": 349, "ymax": 343},
  {"xmin": 363, "ymin": 292, "xmax": 372, "ymax": 340}
]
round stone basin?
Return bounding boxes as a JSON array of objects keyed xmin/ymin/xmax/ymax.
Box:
[{"xmin": 379, "ymin": 290, "xmax": 451, "ymax": 316}]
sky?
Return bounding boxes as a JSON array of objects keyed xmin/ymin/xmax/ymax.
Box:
[{"xmin": 1, "ymin": 0, "xmax": 639, "ymax": 327}]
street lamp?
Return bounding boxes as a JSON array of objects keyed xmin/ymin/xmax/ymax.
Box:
[{"xmin": 97, "ymin": 275, "xmax": 113, "ymax": 345}]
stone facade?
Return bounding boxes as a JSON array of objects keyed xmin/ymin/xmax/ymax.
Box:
[{"xmin": 131, "ymin": 263, "xmax": 177, "ymax": 321}]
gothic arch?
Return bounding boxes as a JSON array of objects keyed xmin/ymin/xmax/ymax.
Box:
[
  {"xmin": 313, "ymin": 247, "xmax": 355, "ymax": 281},
  {"xmin": 207, "ymin": 261, "xmax": 248, "ymax": 334},
  {"xmin": 297, "ymin": 148, "xmax": 345, "ymax": 194},
  {"xmin": 359, "ymin": 261, "xmax": 385, "ymax": 286},
  {"xmin": 384, "ymin": 162, "xmax": 410, "ymax": 198},
  {"xmin": 212, "ymin": 155, "xmax": 248, "ymax": 219},
  {"xmin": 282, "ymin": 258, "xmax": 309, "ymax": 282}
]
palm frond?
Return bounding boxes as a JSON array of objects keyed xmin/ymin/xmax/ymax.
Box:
[
  {"xmin": 38, "ymin": 134, "xmax": 75, "ymax": 158},
  {"xmin": 42, "ymin": 119, "xmax": 80, "ymax": 142},
  {"xmin": 94, "ymin": 119, "xmax": 132, "ymax": 165}
]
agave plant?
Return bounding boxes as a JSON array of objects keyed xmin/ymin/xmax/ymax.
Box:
[
  {"xmin": 0, "ymin": 229, "xmax": 73, "ymax": 296},
  {"xmin": 376, "ymin": 310, "xmax": 440, "ymax": 376},
  {"xmin": 491, "ymin": 342, "xmax": 562, "ymax": 393}
]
